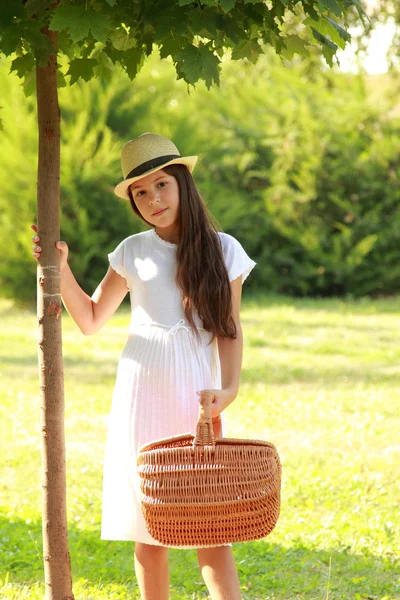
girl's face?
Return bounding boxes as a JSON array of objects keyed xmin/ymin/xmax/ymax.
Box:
[{"xmin": 129, "ymin": 169, "xmax": 180, "ymax": 230}]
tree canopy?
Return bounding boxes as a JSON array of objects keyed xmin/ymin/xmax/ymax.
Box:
[{"xmin": 1, "ymin": 0, "xmax": 364, "ymax": 98}]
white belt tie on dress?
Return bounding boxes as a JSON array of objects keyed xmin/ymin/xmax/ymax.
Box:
[{"xmin": 168, "ymin": 318, "xmax": 190, "ymax": 336}]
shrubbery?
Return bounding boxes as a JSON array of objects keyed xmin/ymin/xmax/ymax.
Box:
[{"xmin": 1, "ymin": 49, "xmax": 399, "ymax": 305}]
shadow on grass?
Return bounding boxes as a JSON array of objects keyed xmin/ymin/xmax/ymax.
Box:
[{"xmin": 1, "ymin": 514, "xmax": 398, "ymax": 600}]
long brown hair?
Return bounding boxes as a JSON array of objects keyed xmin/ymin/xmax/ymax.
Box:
[{"xmin": 127, "ymin": 164, "xmax": 237, "ymax": 342}]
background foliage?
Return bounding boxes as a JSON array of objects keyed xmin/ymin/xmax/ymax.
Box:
[{"xmin": 1, "ymin": 47, "xmax": 400, "ymax": 304}]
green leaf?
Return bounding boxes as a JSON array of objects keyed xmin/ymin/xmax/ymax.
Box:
[
  {"xmin": 319, "ymin": 0, "xmax": 343, "ymax": 17},
  {"xmin": 0, "ymin": 24, "xmax": 22, "ymax": 56},
  {"xmin": 56, "ymin": 30, "xmax": 77, "ymax": 60},
  {"xmin": 347, "ymin": 0, "xmax": 367, "ymax": 16},
  {"xmin": 10, "ymin": 54, "xmax": 36, "ymax": 78},
  {"xmin": 281, "ymin": 35, "xmax": 310, "ymax": 60},
  {"xmin": 57, "ymin": 67, "xmax": 67, "ymax": 89},
  {"xmin": 90, "ymin": 14, "xmax": 111, "ymax": 44},
  {"xmin": 109, "ymin": 28, "xmax": 137, "ymax": 51},
  {"xmin": 312, "ymin": 27, "xmax": 337, "ymax": 51},
  {"xmin": 67, "ymin": 57, "xmax": 98, "ymax": 84},
  {"xmin": 49, "ymin": 6, "xmax": 111, "ymax": 44},
  {"xmin": 312, "ymin": 27, "xmax": 337, "ymax": 66},
  {"xmin": 120, "ymin": 47, "xmax": 145, "ymax": 80},
  {"xmin": 22, "ymin": 19, "xmax": 49, "ymax": 48},
  {"xmin": 325, "ymin": 17, "xmax": 351, "ymax": 46},
  {"xmin": 220, "ymin": 0, "xmax": 236, "ymax": 11},
  {"xmin": 264, "ymin": 29, "xmax": 285, "ymax": 54},
  {"xmin": 249, "ymin": 23, "xmax": 259, "ymax": 40},
  {"xmin": 105, "ymin": 0, "xmax": 117, "ymax": 5},
  {"xmin": 176, "ymin": 43, "xmax": 220, "ymax": 88},
  {"xmin": 159, "ymin": 36, "xmax": 186, "ymax": 59},
  {"xmin": 231, "ymin": 38, "xmax": 261, "ymax": 64},
  {"xmin": 92, "ymin": 52, "xmax": 115, "ymax": 82},
  {"xmin": 22, "ymin": 69, "xmax": 36, "ymax": 97},
  {"xmin": 24, "ymin": 0, "xmax": 51, "ymax": 18},
  {"xmin": 0, "ymin": 0, "xmax": 25, "ymax": 29},
  {"xmin": 190, "ymin": 7, "xmax": 219, "ymax": 38},
  {"xmin": 50, "ymin": 6, "xmax": 87, "ymax": 42},
  {"xmin": 307, "ymin": 16, "xmax": 350, "ymax": 50},
  {"xmin": 178, "ymin": 0, "xmax": 193, "ymax": 5},
  {"xmin": 202, "ymin": 0, "xmax": 219, "ymax": 5},
  {"xmin": 271, "ymin": 1, "xmax": 286, "ymax": 20},
  {"xmin": 221, "ymin": 17, "xmax": 243, "ymax": 45}
]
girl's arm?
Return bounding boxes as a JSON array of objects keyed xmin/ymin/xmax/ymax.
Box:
[
  {"xmin": 60, "ymin": 263, "xmax": 128, "ymax": 335},
  {"xmin": 216, "ymin": 276, "xmax": 244, "ymax": 402},
  {"xmin": 31, "ymin": 225, "xmax": 128, "ymax": 335}
]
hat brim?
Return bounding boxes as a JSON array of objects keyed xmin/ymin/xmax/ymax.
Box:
[{"xmin": 114, "ymin": 156, "xmax": 198, "ymax": 200}]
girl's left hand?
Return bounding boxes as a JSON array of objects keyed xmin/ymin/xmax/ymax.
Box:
[{"xmin": 196, "ymin": 388, "xmax": 237, "ymax": 419}]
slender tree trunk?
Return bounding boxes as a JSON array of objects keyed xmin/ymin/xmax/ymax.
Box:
[{"xmin": 36, "ymin": 27, "xmax": 74, "ymax": 600}]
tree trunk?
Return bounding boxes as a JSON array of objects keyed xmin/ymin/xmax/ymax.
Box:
[{"xmin": 36, "ymin": 27, "xmax": 74, "ymax": 600}]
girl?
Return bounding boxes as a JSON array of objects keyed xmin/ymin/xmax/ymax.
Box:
[{"xmin": 31, "ymin": 132, "xmax": 256, "ymax": 600}]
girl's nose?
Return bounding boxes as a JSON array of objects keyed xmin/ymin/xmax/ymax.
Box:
[{"xmin": 149, "ymin": 189, "xmax": 160, "ymax": 203}]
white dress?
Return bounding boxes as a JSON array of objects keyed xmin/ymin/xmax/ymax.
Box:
[{"xmin": 100, "ymin": 227, "xmax": 256, "ymax": 545}]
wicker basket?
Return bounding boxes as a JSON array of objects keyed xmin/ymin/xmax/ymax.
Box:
[{"xmin": 136, "ymin": 391, "xmax": 282, "ymax": 547}]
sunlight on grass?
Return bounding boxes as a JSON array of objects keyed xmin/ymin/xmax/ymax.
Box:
[{"xmin": 0, "ymin": 295, "xmax": 399, "ymax": 599}]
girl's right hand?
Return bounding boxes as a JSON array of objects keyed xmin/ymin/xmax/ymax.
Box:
[{"xmin": 31, "ymin": 224, "xmax": 69, "ymax": 270}]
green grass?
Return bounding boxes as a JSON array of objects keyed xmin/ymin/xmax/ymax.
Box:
[{"xmin": 0, "ymin": 294, "xmax": 399, "ymax": 600}]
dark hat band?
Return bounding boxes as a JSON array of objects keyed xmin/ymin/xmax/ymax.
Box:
[{"xmin": 126, "ymin": 154, "xmax": 180, "ymax": 180}]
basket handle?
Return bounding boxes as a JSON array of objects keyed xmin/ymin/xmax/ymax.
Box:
[{"xmin": 194, "ymin": 391, "xmax": 216, "ymax": 447}]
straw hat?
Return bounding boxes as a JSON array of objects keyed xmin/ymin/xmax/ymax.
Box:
[{"xmin": 114, "ymin": 133, "xmax": 198, "ymax": 200}]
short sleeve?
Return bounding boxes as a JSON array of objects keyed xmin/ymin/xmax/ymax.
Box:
[
  {"xmin": 108, "ymin": 239, "xmax": 130, "ymax": 289},
  {"xmin": 218, "ymin": 233, "xmax": 257, "ymax": 283}
]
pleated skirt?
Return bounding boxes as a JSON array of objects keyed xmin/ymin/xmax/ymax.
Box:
[{"xmin": 100, "ymin": 322, "xmax": 223, "ymax": 545}]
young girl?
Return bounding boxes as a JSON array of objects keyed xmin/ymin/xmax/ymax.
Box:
[{"xmin": 31, "ymin": 132, "xmax": 256, "ymax": 600}]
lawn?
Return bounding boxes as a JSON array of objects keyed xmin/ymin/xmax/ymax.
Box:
[{"xmin": 0, "ymin": 294, "xmax": 399, "ymax": 600}]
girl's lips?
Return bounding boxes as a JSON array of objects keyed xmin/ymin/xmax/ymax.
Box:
[{"xmin": 153, "ymin": 208, "xmax": 168, "ymax": 216}]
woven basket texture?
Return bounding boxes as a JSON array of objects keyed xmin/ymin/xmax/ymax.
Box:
[{"xmin": 137, "ymin": 392, "xmax": 282, "ymax": 547}]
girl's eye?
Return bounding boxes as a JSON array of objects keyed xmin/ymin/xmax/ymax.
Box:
[
  {"xmin": 136, "ymin": 190, "xmax": 146, "ymax": 197},
  {"xmin": 158, "ymin": 181, "xmax": 167, "ymax": 188}
]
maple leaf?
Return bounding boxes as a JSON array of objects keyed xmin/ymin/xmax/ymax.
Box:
[
  {"xmin": 190, "ymin": 7, "xmax": 219, "ymax": 38},
  {"xmin": 120, "ymin": 47, "xmax": 146, "ymax": 80},
  {"xmin": 22, "ymin": 68, "xmax": 36, "ymax": 97},
  {"xmin": 49, "ymin": 6, "xmax": 111, "ymax": 44},
  {"xmin": 220, "ymin": 0, "xmax": 236, "ymax": 11},
  {"xmin": 110, "ymin": 28, "xmax": 137, "ymax": 51},
  {"xmin": 159, "ymin": 35, "xmax": 187, "ymax": 59},
  {"xmin": 10, "ymin": 53, "xmax": 36, "ymax": 78},
  {"xmin": 281, "ymin": 35, "xmax": 310, "ymax": 60},
  {"xmin": 67, "ymin": 57, "xmax": 98, "ymax": 84},
  {"xmin": 311, "ymin": 28, "xmax": 337, "ymax": 66},
  {"xmin": 231, "ymin": 38, "xmax": 262, "ymax": 64},
  {"xmin": 176, "ymin": 43, "xmax": 220, "ymax": 88}
]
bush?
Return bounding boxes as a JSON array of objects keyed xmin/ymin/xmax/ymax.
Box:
[{"xmin": 1, "ymin": 49, "xmax": 399, "ymax": 304}]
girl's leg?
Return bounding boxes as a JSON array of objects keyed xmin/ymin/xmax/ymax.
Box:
[
  {"xmin": 197, "ymin": 546, "xmax": 241, "ymax": 600},
  {"xmin": 134, "ymin": 542, "xmax": 169, "ymax": 600}
]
